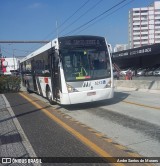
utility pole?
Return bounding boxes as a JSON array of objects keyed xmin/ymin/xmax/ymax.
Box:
[{"xmin": 56, "ymin": 21, "xmax": 59, "ymax": 38}]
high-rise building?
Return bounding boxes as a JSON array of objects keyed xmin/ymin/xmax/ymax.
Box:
[{"xmin": 129, "ymin": 1, "xmax": 160, "ymax": 48}]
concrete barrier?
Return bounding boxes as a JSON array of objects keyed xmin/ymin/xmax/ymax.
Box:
[{"xmin": 114, "ymin": 80, "xmax": 160, "ymax": 93}]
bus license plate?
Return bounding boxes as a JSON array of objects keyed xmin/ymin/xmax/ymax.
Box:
[{"xmin": 87, "ymin": 92, "xmax": 96, "ymax": 96}]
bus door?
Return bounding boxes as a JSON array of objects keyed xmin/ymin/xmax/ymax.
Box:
[
  {"xmin": 31, "ymin": 60, "xmax": 38, "ymax": 92},
  {"xmin": 50, "ymin": 50, "xmax": 60, "ymax": 102}
]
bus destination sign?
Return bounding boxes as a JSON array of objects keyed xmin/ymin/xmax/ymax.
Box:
[
  {"xmin": 64, "ymin": 39, "xmax": 101, "ymax": 46},
  {"xmin": 59, "ymin": 38, "xmax": 105, "ymax": 48}
]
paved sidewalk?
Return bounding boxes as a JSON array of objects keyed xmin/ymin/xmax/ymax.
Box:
[{"xmin": 0, "ymin": 94, "xmax": 38, "ymax": 165}]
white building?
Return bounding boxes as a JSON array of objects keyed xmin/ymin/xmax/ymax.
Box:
[
  {"xmin": 1, "ymin": 58, "xmax": 20, "ymax": 75},
  {"xmin": 114, "ymin": 44, "xmax": 128, "ymax": 52},
  {"xmin": 129, "ymin": 1, "xmax": 160, "ymax": 48}
]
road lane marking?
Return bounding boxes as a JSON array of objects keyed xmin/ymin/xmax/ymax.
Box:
[
  {"xmin": 95, "ymin": 133, "xmax": 105, "ymax": 137},
  {"xmin": 19, "ymin": 92, "xmax": 124, "ymax": 166},
  {"xmin": 123, "ymin": 100, "xmax": 160, "ymax": 110}
]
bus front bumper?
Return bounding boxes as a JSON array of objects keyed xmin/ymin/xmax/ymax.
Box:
[{"xmin": 60, "ymin": 88, "xmax": 114, "ymax": 105}]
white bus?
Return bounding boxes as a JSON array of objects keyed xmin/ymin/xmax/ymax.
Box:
[{"xmin": 20, "ymin": 36, "xmax": 114, "ymax": 105}]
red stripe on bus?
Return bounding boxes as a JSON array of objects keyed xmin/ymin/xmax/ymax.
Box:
[{"xmin": 44, "ymin": 77, "xmax": 48, "ymax": 84}]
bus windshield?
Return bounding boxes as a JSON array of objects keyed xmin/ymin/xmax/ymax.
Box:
[{"xmin": 61, "ymin": 48, "xmax": 111, "ymax": 82}]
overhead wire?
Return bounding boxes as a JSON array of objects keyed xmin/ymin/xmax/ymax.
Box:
[
  {"xmin": 26, "ymin": 0, "xmax": 90, "ymax": 56},
  {"xmin": 78, "ymin": 0, "xmax": 153, "ymax": 35},
  {"xmin": 75, "ymin": 0, "xmax": 135, "ymax": 35},
  {"xmin": 26, "ymin": 0, "xmax": 128, "ymax": 54},
  {"xmin": 62, "ymin": 0, "xmax": 129, "ymax": 36},
  {"xmin": 1, "ymin": 48, "xmax": 13, "ymax": 56},
  {"xmin": 1, "ymin": 45, "xmax": 33, "ymax": 58},
  {"xmin": 42, "ymin": 0, "xmax": 91, "ymax": 41},
  {"xmin": 4, "ymin": 0, "xmax": 153, "ymax": 57},
  {"xmin": 1, "ymin": 46, "xmax": 32, "ymax": 53},
  {"xmin": 59, "ymin": 0, "xmax": 104, "ymax": 35},
  {"xmin": 58, "ymin": 0, "xmax": 90, "ymax": 29}
]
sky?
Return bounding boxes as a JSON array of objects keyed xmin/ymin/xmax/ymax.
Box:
[{"xmin": 0, "ymin": 0, "xmax": 156, "ymax": 58}]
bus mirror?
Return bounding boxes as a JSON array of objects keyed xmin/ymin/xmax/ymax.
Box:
[
  {"xmin": 59, "ymin": 55, "xmax": 62, "ymax": 62},
  {"xmin": 58, "ymin": 50, "xmax": 62, "ymax": 62},
  {"xmin": 54, "ymin": 51, "xmax": 59, "ymax": 62},
  {"xmin": 108, "ymin": 44, "xmax": 112, "ymax": 54}
]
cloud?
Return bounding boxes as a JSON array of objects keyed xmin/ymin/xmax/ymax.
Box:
[{"xmin": 28, "ymin": 3, "xmax": 43, "ymax": 9}]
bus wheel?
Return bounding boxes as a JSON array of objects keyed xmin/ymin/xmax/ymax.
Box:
[
  {"xmin": 26, "ymin": 82, "xmax": 32, "ymax": 93},
  {"xmin": 46, "ymin": 87, "xmax": 55, "ymax": 105}
]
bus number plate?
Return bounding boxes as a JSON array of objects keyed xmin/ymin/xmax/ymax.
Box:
[{"xmin": 87, "ymin": 92, "xmax": 96, "ymax": 96}]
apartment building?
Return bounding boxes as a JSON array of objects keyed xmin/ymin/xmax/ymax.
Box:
[{"xmin": 129, "ymin": 1, "xmax": 160, "ymax": 48}]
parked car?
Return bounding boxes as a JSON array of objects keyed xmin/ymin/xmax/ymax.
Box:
[
  {"xmin": 153, "ymin": 67, "xmax": 160, "ymax": 76},
  {"xmin": 120, "ymin": 68, "xmax": 129, "ymax": 76},
  {"xmin": 145, "ymin": 67, "xmax": 156, "ymax": 76},
  {"xmin": 137, "ymin": 68, "xmax": 147, "ymax": 76}
]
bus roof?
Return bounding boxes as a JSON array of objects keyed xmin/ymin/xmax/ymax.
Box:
[{"xmin": 20, "ymin": 38, "xmax": 58, "ymax": 63}]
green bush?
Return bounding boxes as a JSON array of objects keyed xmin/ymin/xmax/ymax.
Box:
[{"xmin": 0, "ymin": 75, "xmax": 21, "ymax": 93}]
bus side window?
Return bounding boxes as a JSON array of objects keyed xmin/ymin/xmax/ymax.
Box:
[
  {"xmin": 26, "ymin": 60, "xmax": 32, "ymax": 74},
  {"xmin": 41, "ymin": 54, "xmax": 50, "ymax": 76},
  {"xmin": 31, "ymin": 59, "xmax": 35, "ymax": 74}
]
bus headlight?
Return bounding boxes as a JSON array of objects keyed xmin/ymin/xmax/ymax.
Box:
[
  {"xmin": 104, "ymin": 80, "xmax": 112, "ymax": 88},
  {"xmin": 67, "ymin": 84, "xmax": 79, "ymax": 93}
]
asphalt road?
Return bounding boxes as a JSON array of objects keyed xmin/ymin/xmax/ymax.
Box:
[
  {"xmin": 5, "ymin": 93, "xmax": 110, "ymax": 166},
  {"xmin": 56, "ymin": 90, "xmax": 160, "ymax": 158},
  {"xmin": 4, "ymin": 90, "xmax": 160, "ymax": 166}
]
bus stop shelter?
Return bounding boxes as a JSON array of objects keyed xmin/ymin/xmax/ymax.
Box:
[{"xmin": 112, "ymin": 43, "xmax": 160, "ymax": 69}]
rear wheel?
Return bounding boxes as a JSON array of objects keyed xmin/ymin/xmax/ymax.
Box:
[
  {"xmin": 26, "ymin": 82, "xmax": 32, "ymax": 93},
  {"xmin": 46, "ymin": 87, "xmax": 55, "ymax": 105}
]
